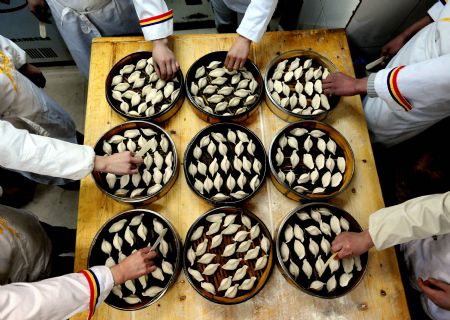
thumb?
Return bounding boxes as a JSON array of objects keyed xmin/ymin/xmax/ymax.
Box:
[{"xmin": 427, "ymin": 278, "xmax": 449, "ymax": 291}]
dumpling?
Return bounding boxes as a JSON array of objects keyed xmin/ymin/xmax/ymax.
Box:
[
  {"xmin": 239, "ymin": 277, "xmax": 257, "ymax": 291},
  {"xmin": 222, "ymin": 258, "xmax": 242, "ymax": 270},
  {"xmin": 201, "ymin": 282, "xmax": 216, "ymax": 295}
]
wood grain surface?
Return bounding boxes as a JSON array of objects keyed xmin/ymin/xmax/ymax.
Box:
[{"xmin": 73, "ymin": 29, "xmax": 410, "ymax": 320}]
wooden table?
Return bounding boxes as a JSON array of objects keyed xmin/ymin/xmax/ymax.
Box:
[{"xmin": 74, "ymin": 29, "xmax": 410, "ymax": 319}]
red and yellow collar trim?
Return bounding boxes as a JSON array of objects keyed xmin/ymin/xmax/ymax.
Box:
[
  {"xmin": 387, "ymin": 66, "xmax": 412, "ymax": 111},
  {"xmin": 139, "ymin": 10, "xmax": 173, "ymax": 28},
  {"xmin": 80, "ymin": 269, "xmax": 100, "ymax": 320}
]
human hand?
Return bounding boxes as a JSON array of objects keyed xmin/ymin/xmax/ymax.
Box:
[
  {"xmin": 152, "ymin": 38, "xmax": 179, "ymax": 81},
  {"xmin": 110, "ymin": 247, "xmax": 157, "ymax": 285},
  {"xmin": 224, "ymin": 35, "xmax": 251, "ymax": 70},
  {"xmin": 27, "ymin": 0, "xmax": 51, "ymax": 23},
  {"xmin": 19, "ymin": 63, "xmax": 46, "ymax": 88},
  {"xmin": 331, "ymin": 230, "xmax": 374, "ymax": 259},
  {"xmin": 94, "ymin": 151, "xmax": 144, "ymax": 175},
  {"xmin": 418, "ymin": 277, "xmax": 450, "ymax": 311},
  {"xmin": 380, "ymin": 34, "xmax": 407, "ymax": 59},
  {"xmin": 323, "ymin": 72, "xmax": 367, "ymax": 96}
]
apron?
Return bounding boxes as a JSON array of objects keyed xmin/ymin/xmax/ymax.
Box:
[
  {"xmin": 0, "ymin": 204, "xmax": 52, "ymax": 284},
  {"xmin": 46, "ymin": 0, "xmax": 141, "ymax": 78},
  {"xmin": 400, "ymin": 234, "xmax": 450, "ymax": 320}
]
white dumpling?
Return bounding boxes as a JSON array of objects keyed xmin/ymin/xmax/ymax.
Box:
[
  {"xmin": 342, "ymin": 257, "xmax": 354, "ymax": 273},
  {"xmin": 232, "ymin": 265, "xmax": 249, "ymax": 281},
  {"xmin": 162, "ymin": 260, "xmax": 174, "ymax": 275},
  {"xmin": 222, "ymin": 258, "xmax": 242, "ymax": 270},
  {"xmin": 197, "ymin": 253, "xmax": 216, "ymax": 264},
  {"xmin": 339, "ymin": 273, "xmax": 353, "ymax": 287},
  {"xmin": 222, "ymin": 224, "xmax": 240, "ymax": 235},
  {"xmin": 210, "ymin": 234, "xmax": 223, "ymax": 249},
  {"xmin": 302, "ymin": 259, "xmax": 313, "ymax": 279},
  {"xmin": 281, "ymin": 242, "xmax": 290, "ymax": 262},
  {"xmin": 109, "ymin": 219, "xmax": 127, "ymax": 233},
  {"xmin": 260, "ymin": 234, "xmax": 271, "ymax": 253},
  {"xmin": 206, "ymin": 221, "xmax": 222, "ymax": 236},
  {"xmin": 101, "ymin": 239, "xmax": 112, "ymax": 255},
  {"xmin": 195, "ymin": 239, "xmax": 208, "ymax": 256},
  {"xmin": 187, "ymin": 246, "xmax": 196, "ymax": 266},
  {"xmin": 284, "ymin": 225, "xmax": 294, "ymax": 243},
  {"xmin": 202, "ymin": 263, "xmax": 220, "ymax": 275},
  {"xmin": 124, "ymin": 226, "xmax": 135, "ymax": 247},
  {"xmin": 250, "ymin": 224, "xmax": 260, "ymax": 240},
  {"xmin": 244, "ymin": 246, "xmax": 260, "ymax": 260},
  {"xmin": 239, "ymin": 277, "xmax": 257, "ymax": 291},
  {"xmin": 326, "ymin": 274, "xmax": 337, "ymax": 292},
  {"xmin": 143, "ymin": 286, "xmax": 164, "ymax": 298},
  {"xmin": 222, "ymin": 242, "xmax": 237, "ymax": 257},
  {"xmin": 201, "ymin": 282, "xmax": 216, "ymax": 295},
  {"xmin": 320, "ymin": 237, "xmax": 331, "ymax": 255},
  {"xmin": 188, "ymin": 267, "xmax": 204, "ymax": 282},
  {"xmin": 254, "ymin": 255, "xmax": 268, "ymax": 271},
  {"xmin": 151, "ymin": 267, "xmax": 164, "ymax": 281},
  {"xmin": 309, "ymin": 239, "xmax": 319, "ymax": 257},
  {"xmin": 289, "ymin": 259, "xmax": 300, "ymax": 279},
  {"xmin": 236, "ymin": 239, "xmax": 253, "ymax": 253},
  {"xmin": 330, "ymin": 216, "xmax": 342, "ymax": 235},
  {"xmin": 309, "ymin": 280, "xmax": 325, "ymax": 291},
  {"xmin": 218, "ymin": 276, "xmax": 233, "ymax": 291},
  {"xmin": 224, "ymin": 284, "xmax": 239, "ymax": 298},
  {"xmin": 293, "ymin": 224, "xmax": 304, "ymax": 242},
  {"xmin": 191, "ymin": 226, "xmax": 204, "ymax": 241},
  {"xmin": 112, "ymin": 233, "xmax": 123, "ymax": 251},
  {"xmin": 294, "ymin": 240, "xmax": 305, "ymax": 260},
  {"xmin": 233, "ymin": 231, "xmax": 249, "ymax": 242}
]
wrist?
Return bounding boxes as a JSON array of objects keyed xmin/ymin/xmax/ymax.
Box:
[
  {"xmin": 237, "ymin": 35, "xmax": 251, "ymax": 45},
  {"xmin": 110, "ymin": 264, "xmax": 125, "ymax": 285},
  {"xmin": 355, "ymin": 77, "xmax": 368, "ymax": 95},
  {"xmin": 153, "ymin": 38, "xmax": 169, "ymax": 47},
  {"xmin": 93, "ymin": 156, "xmax": 107, "ymax": 173},
  {"xmin": 362, "ymin": 230, "xmax": 374, "ymax": 252}
]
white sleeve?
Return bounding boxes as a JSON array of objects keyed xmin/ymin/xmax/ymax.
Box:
[
  {"xmin": 236, "ymin": 0, "xmax": 278, "ymax": 43},
  {"xmin": 428, "ymin": 1, "xmax": 445, "ymax": 21},
  {"xmin": 0, "ymin": 267, "xmax": 114, "ymax": 320},
  {"xmin": 372, "ymin": 54, "xmax": 450, "ymax": 112},
  {"xmin": 0, "ymin": 120, "xmax": 95, "ymax": 180},
  {"xmin": 131, "ymin": 0, "xmax": 173, "ymax": 41},
  {"xmin": 0, "ymin": 35, "xmax": 26, "ymax": 69},
  {"xmin": 369, "ymin": 192, "xmax": 450, "ymax": 250}
]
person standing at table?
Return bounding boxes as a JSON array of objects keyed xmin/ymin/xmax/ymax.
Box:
[
  {"xmin": 131, "ymin": 0, "xmax": 278, "ymax": 79},
  {"xmin": 331, "ymin": 192, "xmax": 450, "ymax": 320},
  {"xmin": 322, "ymin": 1, "xmax": 450, "ymax": 147}
]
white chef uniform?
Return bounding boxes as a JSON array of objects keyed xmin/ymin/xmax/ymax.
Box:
[
  {"xmin": 369, "ymin": 191, "xmax": 450, "ymax": 319},
  {"xmin": 132, "ymin": 0, "xmax": 278, "ymax": 43},
  {"xmin": 0, "ymin": 120, "xmax": 95, "ymax": 181},
  {"xmin": 364, "ymin": 1, "xmax": 450, "ymax": 147},
  {"xmin": 46, "ymin": 0, "xmax": 142, "ymax": 78},
  {"xmin": 0, "ymin": 266, "xmax": 113, "ymax": 320},
  {"xmin": 0, "ymin": 35, "xmax": 78, "ymax": 184}
]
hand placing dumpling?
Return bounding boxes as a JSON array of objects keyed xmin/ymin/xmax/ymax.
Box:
[
  {"xmin": 331, "ymin": 230, "xmax": 374, "ymax": 259},
  {"xmin": 110, "ymin": 247, "xmax": 158, "ymax": 285},
  {"xmin": 224, "ymin": 36, "xmax": 251, "ymax": 71},
  {"xmin": 94, "ymin": 151, "xmax": 144, "ymax": 175}
]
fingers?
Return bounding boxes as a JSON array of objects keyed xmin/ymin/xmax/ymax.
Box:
[
  {"xmin": 418, "ymin": 278, "xmax": 441, "ymax": 302},
  {"xmin": 130, "ymin": 155, "xmax": 144, "ymax": 165},
  {"xmin": 224, "ymin": 54, "xmax": 231, "ymax": 70},
  {"xmin": 232, "ymin": 57, "xmax": 241, "ymax": 71},
  {"xmin": 158, "ymin": 62, "xmax": 167, "ymax": 81},
  {"xmin": 427, "ymin": 278, "xmax": 449, "ymax": 291},
  {"xmin": 226, "ymin": 56, "xmax": 236, "ymax": 71}
]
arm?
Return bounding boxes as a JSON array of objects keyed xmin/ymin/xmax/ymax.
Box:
[
  {"xmin": 0, "ymin": 248, "xmax": 157, "ymax": 320},
  {"xmin": 380, "ymin": 1, "xmax": 443, "ymax": 58},
  {"xmin": 332, "ymin": 191, "xmax": 450, "ymax": 258},
  {"xmin": 131, "ymin": 0, "xmax": 179, "ymax": 80},
  {"xmin": 323, "ymin": 54, "xmax": 450, "ymax": 113},
  {"xmin": 225, "ymin": 0, "xmax": 278, "ymax": 70},
  {"xmin": 0, "ymin": 121, "xmax": 143, "ymax": 179}
]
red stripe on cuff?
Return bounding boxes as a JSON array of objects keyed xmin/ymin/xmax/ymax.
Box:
[
  {"xmin": 391, "ymin": 66, "xmax": 412, "ymax": 111},
  {"xmin": 139, "ymin": 10, "xmax": 173, "ymax": 23},
  {"xmin": 81, "ymin": 270, "xmax": 95, "ymax": 320}
]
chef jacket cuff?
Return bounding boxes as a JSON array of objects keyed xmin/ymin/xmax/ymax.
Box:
[
  {"xmin": 428, "ymin": 2, "xmax": 444, "ymax": 21},
  {"xmin": 140, "ymin": 19, "xmax": 173, "ymax": 41},
  {"xmin": 374, "ymin": 66, "xmax": 412, "ymax": 112},
  {"xmin": 366, "ymin": 73, "xmax": 378, "ymax": 98},
  {"xmin": 236, "ymin": 27, "xmax": 259, "ymax": 43}
]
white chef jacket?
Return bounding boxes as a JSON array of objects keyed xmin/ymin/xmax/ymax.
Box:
[
  {"xmin": 132, "ymin": 0, "xmax": 278, "ymax": 43},
  {"xmin": 46, "ymin": 0, "xmax": 142, "ymax": 78},
  {"xmin": 0, "ymin": 35, "xmax": 78, "ymax": 184},
  {"xmin": 364, "ymin": 1, "xmax": 450, "ymax": 147},
  {"xmin": 0, "ymin": 266, "xmax": 114, "ymax": 320},
  {"xmin": 0, "ymin": 120, "xmax": 94, "ymax": 181},
  {"xmin": 368, "ymin": 192, "xmax": 450, "ymax": 319}
]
